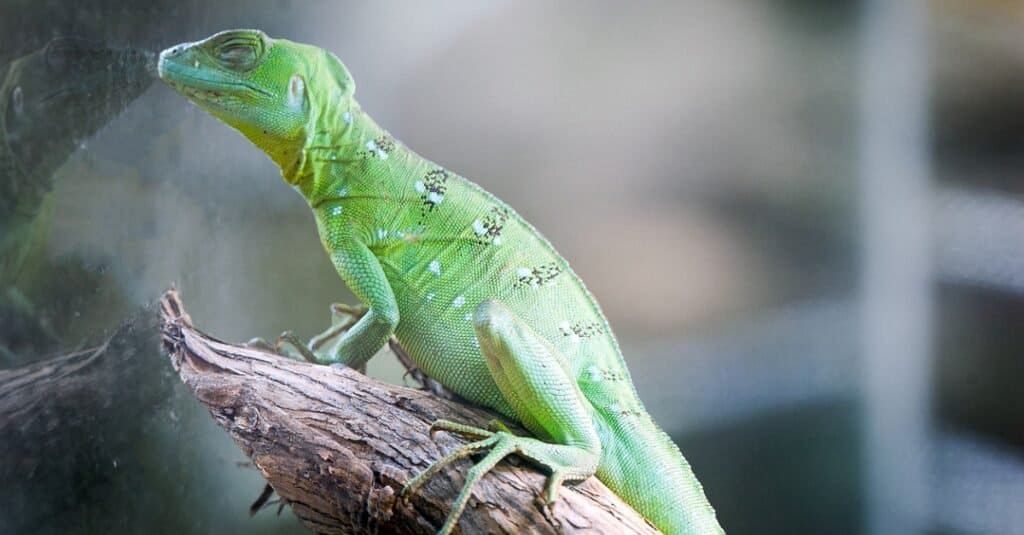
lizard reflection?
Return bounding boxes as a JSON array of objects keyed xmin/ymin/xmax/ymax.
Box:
[{"xmin": 0, "ymin": 38, "xmax": 153, "ymax": 361}]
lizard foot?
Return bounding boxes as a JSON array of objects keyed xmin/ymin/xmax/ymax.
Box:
[
  {"xmin": 243, "ymin": 332, "xmax": 319, "ymax": 362},
  {"xmin": 244, "ymin": 337, "xmax": 275, "ymax": 352},
  {"xmin": 275, "ymin": 330, "xmax": 319, "ymax": 363},
  {"xmin": 244, "ymin": 302, "xmax": 366, "ymax": 364},
  {"xmin": 402, "ymin": 419, "xmax": 583, "ymax": 535}
]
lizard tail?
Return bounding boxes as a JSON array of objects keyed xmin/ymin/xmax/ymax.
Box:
[{"xmin": 596, "ymin": 415, "xmax": 725, "ymax": 534}]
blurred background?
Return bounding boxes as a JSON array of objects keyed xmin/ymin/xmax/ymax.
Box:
[{"xmin": 1, "ymin": 0, "xmax": 1022, "ymax": 533}]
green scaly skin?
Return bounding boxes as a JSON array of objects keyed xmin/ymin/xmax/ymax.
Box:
[{"xmin": 158, "ymin": 29, "xmax": 723, "ymax": 535}]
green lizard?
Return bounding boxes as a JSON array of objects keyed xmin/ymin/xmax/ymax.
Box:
[{"xmin": 158, "ymin": 29, "xmax": 723, "ymax": 535}]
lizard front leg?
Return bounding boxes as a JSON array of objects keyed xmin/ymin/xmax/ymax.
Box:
[
  {"xmin": 402, "ymin": 299, "xmax": 601, "ymax": 535},
  {"xmin": 263, "ymin": 302, "xmax": 366, "ymax": 364},
  {"xmin": 256, "ymin": 239, "xmax": 398, "ymax": 368},
  {"xmin": 311, "ymin": 241, "xmax": 399, "ymax": 368}
]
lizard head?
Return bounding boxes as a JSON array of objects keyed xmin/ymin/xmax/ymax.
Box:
[{"xmin": 157, "ymin": 29, "xmax": 355, "ymax": 180}]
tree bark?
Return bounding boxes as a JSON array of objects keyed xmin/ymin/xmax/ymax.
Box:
[{"xmin": 159, "ymin": 289, "xmax": 657, "ymax": 534}]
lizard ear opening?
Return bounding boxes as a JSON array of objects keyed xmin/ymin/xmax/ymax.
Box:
[{"xmin": 287, "ymin": 74, "xmax": 306, "ymax": 112}]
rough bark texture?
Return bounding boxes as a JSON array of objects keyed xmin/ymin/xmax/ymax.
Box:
[{"xmin": 159, "ymin": 289, "xmax": 657, "ymax": 534}]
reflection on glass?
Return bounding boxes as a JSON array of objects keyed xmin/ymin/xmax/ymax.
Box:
[{"xmin": 0, "ymin": 38, "xmax": 153, "ymax": 361}]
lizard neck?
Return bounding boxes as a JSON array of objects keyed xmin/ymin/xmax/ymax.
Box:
[{"xmin": 288, "ymin": 98, "xmax": 424, "ymax": 206}]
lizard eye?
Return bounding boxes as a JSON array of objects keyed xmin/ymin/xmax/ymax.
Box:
[
  {"xmin": 11, "ymin": 86, "xmax": 23, "ymax": 116},
  {"xmin": 216, "ymin": 38, "xmax": 261, "ymax": 70},
  {"xmin": 219, "ymin": 44, "xmax": 255, "ymax": 67}
]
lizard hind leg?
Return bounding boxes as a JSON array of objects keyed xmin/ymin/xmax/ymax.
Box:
[{"xmin": 402, "ymin": 299, "xmax": 602, "ymax": 535}]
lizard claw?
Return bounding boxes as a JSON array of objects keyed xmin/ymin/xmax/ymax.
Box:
[
  {"xmin": 428, "ymin": 419, "xmax": 494, "ymax": 440},
  {"xmin": 486, "ymin": 419, "xmax": 514, "ymax": 434},
  {"xmin": 245, "ymin": 337, "xmax": 275, "ymax": 351},
  {"xmin": 275, "ymin": 330, "xmax": 320, "ymax": 363}
]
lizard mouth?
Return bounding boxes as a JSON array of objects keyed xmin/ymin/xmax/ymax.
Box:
[
  {"xmin": 165, "ymin": 80, "xmax": 233, "ymax": 102},
  {"xmin": 157, "ymin": 49, "xmax": 272, "ymax": 102}
]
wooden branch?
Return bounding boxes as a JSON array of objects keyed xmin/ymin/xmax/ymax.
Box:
[{"xmin": 159, "ymin": 289, "xmax": 657, "ymax": 534}]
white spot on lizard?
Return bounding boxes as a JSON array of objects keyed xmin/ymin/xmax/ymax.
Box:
[
  {"xmin": 365, "ymin": 139, "xmax": 388, "ymax": 160},
  {"xmin": 516, "ymin": 267, "xmax": 532, "ymax": 278},
  {"xmin": 426, "ymin": 293, "xmax": 435, "ymax": 301},
  {"xmin": 452, "ymin": 295, "xmax": 466, "ymax": 309},
  {"xmin": 337, "ymin": 186, "xmax": 348, "ymax": 197},
  {"xmin": 414, "ymin": 180, "xmax": 426, "ymax": 193},
  {"xmin": 330, "ymin": 206, "xmax": 343, "ymax": 216},
  {"xmin": 559, "ymin": 321, "xmax": 581, "ymax": 344},
  {"xmin": 343, "ymin": 111, "xmax": 352, "ymax": 124},
  {"xmin": 463, "ymin": 312, "xmax": 473, "ymax": 321},
  {"xmin": 427, "ymin": 192, "xmax": 444, "ymax": 205},
  {"xmin": 587, "ymin": 365, "xmax": 604, "ymax": 382},
  {"xmin": 376, "ymin": 228, "xmax": 388, "ymax": 240},
  {"xmin": 472, "ymin": 219, "xmax": 486, "ymax": 236},
  {"xmin": 428, "ymin": 260, "xmax": 441, "ymax": 276}
]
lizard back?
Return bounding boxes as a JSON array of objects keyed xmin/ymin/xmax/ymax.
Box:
[{"xmin": 307, "ymin": 121, "xmax": 641, "ymax": 423}]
